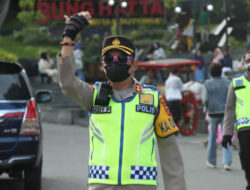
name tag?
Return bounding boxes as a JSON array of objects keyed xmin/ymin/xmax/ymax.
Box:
[
  {"xmin": 91, "ymin": 106, "xmax": 111, "ymax": 114},
  {"xmin": 136, "ymin": 105, "xmax": 156, "ymax": 114}
]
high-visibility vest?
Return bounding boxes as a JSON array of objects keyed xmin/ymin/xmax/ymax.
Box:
[
  {"xmin": 88, "ymin": 84, "xmax": 159, "ymax": 186},
  {"xmin": 233, "ymin": 75, "xmax": 250, "ymax": 130}
]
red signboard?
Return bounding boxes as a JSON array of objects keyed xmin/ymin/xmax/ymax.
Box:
[{"xmin": 37, "ymin": 0, "xmax": 164, "ymax": 23}]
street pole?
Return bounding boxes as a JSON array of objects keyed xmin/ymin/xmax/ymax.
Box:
[
  {"xmin": 116, "ymin": 0, "xmax": 120, "ymax": 35},
  {"xmin": 192, "ymin": 0, "xmax": 196, "ymax": 50},
  {"xmin": 225, "ymin": 0, "xmax": 230, "ymax": 51}
]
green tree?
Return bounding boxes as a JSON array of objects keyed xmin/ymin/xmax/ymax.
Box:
[
  {"xmin": 163, "ymin": 0, "xmax": 178, "ymax": 24},
  {"xmin": 17, "ymin": 0, "xmax": 43, "ymax": 26},
  {"xmin": 164, "ymin": 0, "xmax": 178, "ymax": 8},
  {"xmin": 0, "ymin": 0, "xmax": 10, "ymax": 29}
]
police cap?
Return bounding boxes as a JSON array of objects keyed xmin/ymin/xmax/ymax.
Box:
[{"xmin": 102, "ymin": 35, "xmax": 135, "ymax": 56}]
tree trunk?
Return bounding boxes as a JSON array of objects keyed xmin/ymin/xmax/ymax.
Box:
[{"xmin": 0, "ymin": 0, "xmax": 10, "ymax": 29}]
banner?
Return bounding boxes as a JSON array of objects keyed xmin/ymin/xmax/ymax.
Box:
[{"xmin": 37, "ymin": 0, "xmax": 164, "ymax": 24}]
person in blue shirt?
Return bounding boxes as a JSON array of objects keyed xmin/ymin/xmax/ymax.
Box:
[
  {"xmin": 202, "ymin": 63, "xmax": 232, "ymax": 170},
  {"xmin": 194, "ymin": 50, "xmax": 205, "ymax": 81}
]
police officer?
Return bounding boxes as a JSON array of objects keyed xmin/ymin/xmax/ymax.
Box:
[
  {"xmin": 222, "ymin": 50, "xmax": 250, "ymax": 190},
  {"xmin": 57, "ymin": 11, "xmax": 186, "ymax": 190}
]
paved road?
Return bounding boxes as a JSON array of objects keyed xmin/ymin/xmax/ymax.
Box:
[{"xmin": 0, "ymin": 123, "xmax": 246, "ymax": 190}]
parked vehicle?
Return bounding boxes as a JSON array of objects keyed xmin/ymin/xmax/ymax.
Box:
[
  {"xmin": 136, "ymin": 58, "xmax": 201, "ymax": 135},
  {"xmin": 0, "ymin": 61, "xmax": 52, "ymax": 190}
]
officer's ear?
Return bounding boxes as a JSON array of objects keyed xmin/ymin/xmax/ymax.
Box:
[
  {"xmin": 101, "ymin": 61, "xmax": 107, "ymax": 75},
  {"xmin": 129, "ymin": 59, "xmax": 137, "ymax": 74}
]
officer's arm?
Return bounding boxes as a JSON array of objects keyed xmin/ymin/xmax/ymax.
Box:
[
  {"xmin": 223, "ymin": 82, "xmax": 236, "ymax": 136},
  {"xmin": 57, "ymin": 53, "xmax": 93, "ymax": 111},
  {"xmin": 57, "ymin": 12, "xmax": 93, "ymax": 111},
  {"xmin": 154, "ymin": 95, "xmax": 186, "ymax": 190},
  {"xmin": 157, "ymin": 136, "xmax": 186, "ymax": 190}
]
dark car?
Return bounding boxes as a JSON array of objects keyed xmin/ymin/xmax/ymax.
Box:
[{"xmin": 0, "ymin": 61, "xmax": 52, "ymax": 190}]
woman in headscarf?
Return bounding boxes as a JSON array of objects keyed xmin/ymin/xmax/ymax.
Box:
[
  {"xmin": 212, "ymin": 47, "xmax": 224, "ymax": 63},
  {"xmin": 38, "ymin": 52, "xmax": 58, "ymax": 83},
  {"xmin": 194, "ymin": 50, "xmax": 205, "ymax": 70},
  {"xmin": 152, "ymin": 42, "xmax": 167, "ymax": 60}
]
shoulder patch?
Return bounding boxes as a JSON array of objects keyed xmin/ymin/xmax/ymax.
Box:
[
  {"xmin": 235, "ymin": 79, "xmax": 243, "ymax": 86},
  {"xmin": 154, "ymin": 94, "xmax": 179, "ymax": 138},
  {"xmin": 159, "ymin": 94, "xmax": 172, "ymax": 116},
  {"xmin": 154, "ymin": 102, "xmax": 179, "ymax": 137}
]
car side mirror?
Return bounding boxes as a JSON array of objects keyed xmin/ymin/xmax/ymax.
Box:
[{"xmin": 36, "ymin": 90, "xmax": 52, "ymax": 104}]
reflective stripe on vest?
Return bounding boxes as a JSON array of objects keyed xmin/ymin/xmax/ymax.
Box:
[
  {"xmin": 88, "ymin": 86, "xmax": 159, "ymax": 186},
  {"xmin": 233, "ymin": 75, "xmax": 250, "ymax": 130}
]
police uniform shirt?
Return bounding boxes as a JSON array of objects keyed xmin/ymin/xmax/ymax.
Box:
[{"xmin": 57, "ymin": 52, "xmax": 187, "ymax": 190}]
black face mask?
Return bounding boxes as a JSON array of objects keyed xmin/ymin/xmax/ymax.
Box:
[{"xmin": 105, "ymin": 63, "xmax": 131, "ymax": 82}]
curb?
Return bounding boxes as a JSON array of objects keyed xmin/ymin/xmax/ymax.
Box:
[{"xmin": 38, "ymin": 106, "xmax": 89, "ymax": 126}]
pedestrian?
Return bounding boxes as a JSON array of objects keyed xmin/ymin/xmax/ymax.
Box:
[
  {"xmin": 222, "ymin": 50, "xmax": 250, "ymax": 190},
  {"xmin": 139, "ymin": 69, "xmax": 157, "ymax": 86},
  {"xmin": 38, "ymin": 52, "xmax": 58, "ymax": 83},
  {"xmin": 74, "ymin": 42, "xmax": 85, "ymax": 81},
  {"xmin": 193, "ymin": 50, "xmax": 205, "ymax": 82},
  {"xmin": 165, "ymin": 67, "xmax": 184, "ymax": 124},
  {"xmin": 176, "ymin": 26, "xmax": 185, "ymax": 54},
  {"xmin": 182, "ymin": 19, "xmax": 194, "ymax": 52},
  {"xmin": 194, "ymin": 50, "xmax": 205, "ymax": 70},
  {"xmin": 57, "ymin": 11, "xmax": 186, "ymax": 190},
  {"xmin": 201, "ymin": 63, "xmax": 232, "ymax": 170},
  {"xmin": 148, "ymin": 42, "xmax": 166, "ymax": 60},
  {"xmin": 212, "ymin": 47, "xmax": 224, "ymax": 64},
  {"xmin": 199, "ymin": 6, "xmax": 210, "ymax": 44},
  {"xmin": 220, "ymin": 49, "xmax": 233, "ymax": 78}
]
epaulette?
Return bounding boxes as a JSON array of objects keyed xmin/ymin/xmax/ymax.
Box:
[
  {"xmin": 141, "ymin": 84, "xmax": 159, "ymax": 92},
  {"xmin": 233, "ymin": 73, "xmax": 244, "ymax": 79}
]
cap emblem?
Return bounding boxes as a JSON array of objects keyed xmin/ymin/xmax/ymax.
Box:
[{"xmin": 112, "ymin": 38, "xmax": 120, "ymax": 45}]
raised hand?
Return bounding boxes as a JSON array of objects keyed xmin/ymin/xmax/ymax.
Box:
[{"xmin": 63, "ymin": 11, "xmax": 92, "ymax": 40}]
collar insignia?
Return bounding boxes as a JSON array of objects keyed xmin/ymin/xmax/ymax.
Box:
[{"xmin": 135, "ymin": 82, "xmax": 143, "ymax": 93}]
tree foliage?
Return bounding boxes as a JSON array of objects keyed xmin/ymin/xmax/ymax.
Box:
[
  {"xmin": 164, "ymin": 0, "xmax": 178, "ymax": 8},
  {"xmin": 17, "ymin": 0, "xmax": 43, "ymax": 26},
  {"xmin": 0, "ymin": 0, "xmax": 10, "ymax": 29}
]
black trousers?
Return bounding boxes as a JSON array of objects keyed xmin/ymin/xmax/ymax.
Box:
[
  {"xmin": 167, "ymin": 100, "xmax": 181, "ymax": 123},
  {"xmin": 238, "ymin": 130, "xmax": 250, "ymax": 190}
]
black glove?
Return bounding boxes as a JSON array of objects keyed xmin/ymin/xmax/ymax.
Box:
[
  {"xmin": 221, "ymin": 135, "xmax": 232, "ymax": 149},
  {"xmin": 62, "ymin": 14, "xmax": 89, "ymax": 40}
]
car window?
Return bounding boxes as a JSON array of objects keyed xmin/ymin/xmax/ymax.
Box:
[{"xmin": 0, "ymin": 74, "xmax": 31, "ymax": 100}]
